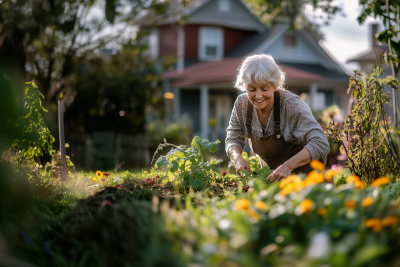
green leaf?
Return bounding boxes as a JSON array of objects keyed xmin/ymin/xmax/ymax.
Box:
[
  {"xmin": 190, "ymin": 178, "xmax": 205, "ymax": 189},
  {"xmin": 105, "ymin": 0, "xmax": 116, "ymax": 23},
  {"xmin": 155, "ymin": 156, "xmax": 171, "ymax": 168},
  {"xmin": 350, "ymin": 245, "xmax": 389, "ymax": 267},
  {"xmin": 191, "ymin": 136, "xmax": 220, "ymax": 153}
]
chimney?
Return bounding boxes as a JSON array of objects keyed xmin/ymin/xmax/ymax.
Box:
[{"xmin": 371, "ymin": 24, "xmax": 379, "ymax": 47}]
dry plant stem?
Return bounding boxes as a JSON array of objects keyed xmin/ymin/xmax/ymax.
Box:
[{"xmin": 151, "ymin": 138, "xmax": 185, "ymax": 165}]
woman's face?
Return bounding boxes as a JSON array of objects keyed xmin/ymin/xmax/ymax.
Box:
[{"xmin": 246, "ymin": 81, "xmax": 277, "ymax": 111}]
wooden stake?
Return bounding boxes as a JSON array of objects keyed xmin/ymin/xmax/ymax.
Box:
[{"xmin": 58, "ymin": 99, "xmax": 67, "ymax": 182}]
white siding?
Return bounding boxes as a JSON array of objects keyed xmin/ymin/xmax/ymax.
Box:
[{"xmin": 189, "ymin": 0, "xmax": 264, "ymax": 32}]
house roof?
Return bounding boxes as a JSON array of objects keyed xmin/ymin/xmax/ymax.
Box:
[
  {"xmin": 278, "ymin": 62, "xmax": 349, "ymax": 81},
  {"xmin": 163, "ymin": 58, "xmax": 323, "ymax": 87},
  {"xmin": 227, "ymin": 24, "xmax": 286, "ymax": 57},
  {"xmin": 347, "ymin": 45, "xmax": 389, "ymax": 63}
]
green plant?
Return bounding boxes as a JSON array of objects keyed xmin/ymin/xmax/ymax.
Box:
[
  {"xmin": 1, "ymin": 82, "xmax": 54, "ymax": 158},
  {"xmin": 154, "ymin": 136, "xmax": 221, "ymax": 190},
  {"xmin": 326, "ymin": 66, "xmax": 400, "ymax": 182},
  {"xmin": 241, "ymin": 151, "xmax": 260, "ymax": 170},
  {"xmin": 148, "ymin": 118, "xmax": 192, "ymax": 145}
]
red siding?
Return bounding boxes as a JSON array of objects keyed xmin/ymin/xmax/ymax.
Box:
[
  {"xmin": 159, "ymin": 25, "xmax": 177, "ymax": 58},
  {"xmin": 224, "ymin": 27, "xmax": 253, "ymax": 55},
  {"xmin": 184, "ymin": 25, "xmax": 200, "ymax": 59}
]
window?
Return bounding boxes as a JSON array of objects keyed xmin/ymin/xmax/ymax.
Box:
[
  {"xmin": 199, "ymin": 27, "xmax": 224, "ymax": 60},
  {"xmin": 148, "ymin": 29, "xmax": 159, "ymax": 59},
  {"xmin": 218, "ymin": 0, "xmax": 231, "ymax": 12},
  {"xmin": 284, "ymin": 35, "xmax": 297, "ymax": 48}
]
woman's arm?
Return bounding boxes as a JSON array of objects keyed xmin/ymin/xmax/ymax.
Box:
[
  {"xmin": 228, "ymin": 145, "xmax": 250, "ymax": 174},
  {"xmin": 267, "ymin": 147, "xmax": 311, "ymax": 182}
]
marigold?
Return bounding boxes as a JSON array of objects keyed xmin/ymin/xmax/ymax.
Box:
[
  {"xmin": 382, "ymin": 216, "xmax": 398, "ymax": 227},
  {"xmin": 300, "ymin": 199, "xmax": 314, "ymax": 214},
  {"xmin": 246, "ymin": 208, "xmax": 260, "ymax": 221},
  {"xmin": 366, "ymin": 218, "xmax": 382, "ymax": 232},
  {"xmin": 254, "ymin": 201, "xmax": 267, "ymax": 211},
  {"xmin": 361, "ymin": 197, "xmax": 374, "ymax": 207},
  {"xmin": 310, "ymin": 160, "xmax": 324, "ymax": 172},
  {"xmin": 96, "ymin": 171, "xmax": 103, "ymax": 179},
  {"xmin": 370, "ymin": 177, "xmax": 390, "ymax": 187},
  {"xmin": 317, "ymin": 208, "xmax": 328, "ymax": 217},
  {"xmin": 279, "ymin": 183, "xmax": 295, "ymax": 196},
  {"xmin": 345, "ymin": 200, "xmax": 356, "ymax": 210},
  {"xmin": 279, "ymin": 174, "xmax": 302, "ymax": 189},
  {"xmin": 92, "ymin": 178, "xmax": 98, "ymax": 183},
  {"xmin": 304, "ymin": 171, "xmax": 325, "ymax": 186},
  {"xmin": 235, "ymin": 199, "xmax": 250, "ymax": 210},
  {"xmin": 346, "ymin": 175, "xmax": 365, "ymax": 190},
  {"xmin": 324, "ymin": 169, "xmax": 337, "ymax": 182}
]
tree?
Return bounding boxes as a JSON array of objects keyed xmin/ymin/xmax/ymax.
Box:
[{"xmin": 0, "ymin": 0, "xmax": 168, "ymax": 101}]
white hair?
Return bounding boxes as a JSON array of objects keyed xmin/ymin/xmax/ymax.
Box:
[{"xmin": 234, "ymin": 54, "xmax": 286, "ymax": 91}]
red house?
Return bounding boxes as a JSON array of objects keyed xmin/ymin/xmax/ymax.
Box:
[{"xmin": 142, "ymin": 0, "xmax": 349, "ymax": 142}]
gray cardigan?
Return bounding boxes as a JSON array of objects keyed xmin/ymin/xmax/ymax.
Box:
[{"xmin": 225, "ymin": 89, "xmax": 330, "ymax": 161}]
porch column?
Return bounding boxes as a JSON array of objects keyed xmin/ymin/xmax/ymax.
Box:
[
  {"xmin": 172, "ymin": 87, "xmax": 180, "ymax": 120},
  {"xmin": 164, "ymin": 79, "xmax": 171, "ymax": 122},
  {"xmin": 176, "ymin": 25, "xmax": 185, "ymax": 71},
  {"xmin": 200, "ymin": 84, "xmax": 209, "ymax": 140},
  {"xmin": 310, "ymin": 83, "xmax": 318, "ymax": 110}
]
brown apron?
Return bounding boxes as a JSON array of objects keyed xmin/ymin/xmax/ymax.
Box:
[{"xmin": 246, "ymin": 91, "xmax": 315, "ymax": 174}]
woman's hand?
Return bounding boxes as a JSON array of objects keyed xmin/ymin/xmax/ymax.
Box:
[
  {"xmin": 235, "ymin": 156, "xmax": 250, "ymax": 175},
  {"xmin": 267, "ymin": 163, "xmax": 292, "ymax": 182}
]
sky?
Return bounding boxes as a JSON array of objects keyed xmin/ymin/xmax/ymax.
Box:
[{"xmin": 311, "ymin": 0, "xmax": 383, "ymax": 74}]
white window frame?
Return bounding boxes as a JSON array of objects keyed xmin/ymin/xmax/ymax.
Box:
[
  {"xmin": 218, "ymin": 0, "xmax": 231, "ymax": 12},
  {"xmin": 198, "ymin": 27, "xmax": 224, "ymax": 61},
  {"xmin": 148, "ymin": 28, "xmax": 159, "ymax": 60}
]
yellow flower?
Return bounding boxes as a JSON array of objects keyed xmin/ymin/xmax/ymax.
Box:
[
  {"xmin": 365, "ymin": 218, "xmax": 382, "ymax": 232},
  {"xmin": 92, "ymin": 178, "xmax": 98, "ymax": 183},
  {"xmin": 299, "ymin": 199, "xmax": 314, "ymax": 214},
  {"xmin": 279, "ymin": 174, "xmax": 302, "ymax": 189},
  {"xmin": 96, "ymin": 171, "xmax": 103, "ymax": 179},
  {"xmin": 246, "ymin": 208, "xmax": 260, "ymax": 221},
  {"xmin": 324, "ymin": 169, "xmax": 337, "ymax": 182},
  {"xmin": 317, "ymin": 208, "xmax": 328, "ymax": 217},
  {"xmin": 361, "ymin": 197, "xmax": 374, "ymax": 207},
  {"xmin": 254, "ymin": 201, "xmax": 267, "ymax": 211},
  {"xmin": 345, "ymin": 200, "xmax": 356, "ymax": 210},
  {"xmin": 310, "ymin": 160, "xmax": 324, "ymax": 172},
  {"xmin": 279, "ymin": 183, "xmax": 295, "ymax": 196},
  {"xmin": 235, "ymin": 199, "xmax": 250, "ymax": 210},
  {"xmin": 370, "ymin": 177, "xmax": 390, "ymax": 187},
  {"xmin": 346, "ymin": 175, "xmax": 365, "ymax": 190},
  {"xmin": 304, "ymin": 171, "xmax": 325, "ymax": 186},
  {"xmin": 382, "ymin": 216, "xmax": 398, "ymax": 227}
]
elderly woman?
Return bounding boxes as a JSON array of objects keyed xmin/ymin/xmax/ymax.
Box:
[{"xmin": 226, "ymin": 54, "xmax": 329, "ymax": 182}]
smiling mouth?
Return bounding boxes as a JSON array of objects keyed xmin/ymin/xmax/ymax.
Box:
[{"xmin": 254, "ymin": 99, "xmax": 265, "ymax": 103}]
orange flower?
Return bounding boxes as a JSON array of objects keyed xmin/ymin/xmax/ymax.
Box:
[
  {"xmin": 345, "ymin": 200, "xmax": 356, "ymax": 210},
  {"xmin": 304, "ymin": 171, "xmax": 325, "ymax": 186},
  {"xmin": 370, "ymin": 177, "xmax": 390, "ymax": 187},
  {"xmin": 279, "ymin": 183, "xmax": 296, "ymax": 196},
  {"xmin": 299, "ymin": 199, "xmax": 314, "ymax": 214},
  {"xmin": 246, "ymin": 208, "xmax": 260, "ymax": 221},
  {"xmin": 254, "ymin": 201, "xmax": 267, "ymax": 211},
  {"xmin": 324, "ymin": 169, "xmax": 337, "ymax": 182},
  {"xmin": 366, "ymin": 218, "xmax": 382, "ymax": 232},
  {"xmin": 235, "ymin": 199, "xmax": 250, "ymax": 210},
  {"xmin": 310, "ymin": 160, "xmax": 324, "ymax": 172},
  {"xmin": 346, "ymin": 175, "xmax": 366, "ymax": 190},
  {"xmin": 279, "ymin": 174, "xmax": 302, "ymax": 189},
  {"xmin": 361, "ymin": 197, "xmax": 374, "ymax": 207},
  {"xmin": 317, "ymin": 208, "xmax": 328, "ymax": 217},
  {"xmin": 382, "ymin": 216, "xmax": 398, "ymax": 227}
]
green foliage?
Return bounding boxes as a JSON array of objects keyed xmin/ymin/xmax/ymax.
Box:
[
  {"xmin": 2, "ymin": 82, "xmax": 54, "ymax": 158},
  {"xmin": 155, "ymin": 137, "xmax": 221, "ymax": 190},
  {"xmin": 326, "ymin": 67, "xmax": 400, "ymax": 182},
  {"xmin": 148, "ymin": 118, "xmax": 192, "ymax": 145},
  {"xmin": 241, "ymin": 151, "xmax": 260, "ymax": 170}
]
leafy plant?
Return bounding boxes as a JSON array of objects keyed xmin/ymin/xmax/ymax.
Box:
[
  {"xmin": 154, "ymin": 136, "xmax": 221, "ymax": 190},
  {"xmin": 326, "ymin": 66, "xmax": 400, "ymax": 182},
  {"xmin": 1, "ymin": 82, "xmax": 54, "ymax": 158}
]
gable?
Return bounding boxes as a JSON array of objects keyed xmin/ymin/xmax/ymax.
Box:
[
  {"xmin": 188, "ymin": 0, "xmax": 264, "ymax": 32},
  {"xmin": 253, "ymin": 27, "xmax": 344, "ymax": 73}
]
